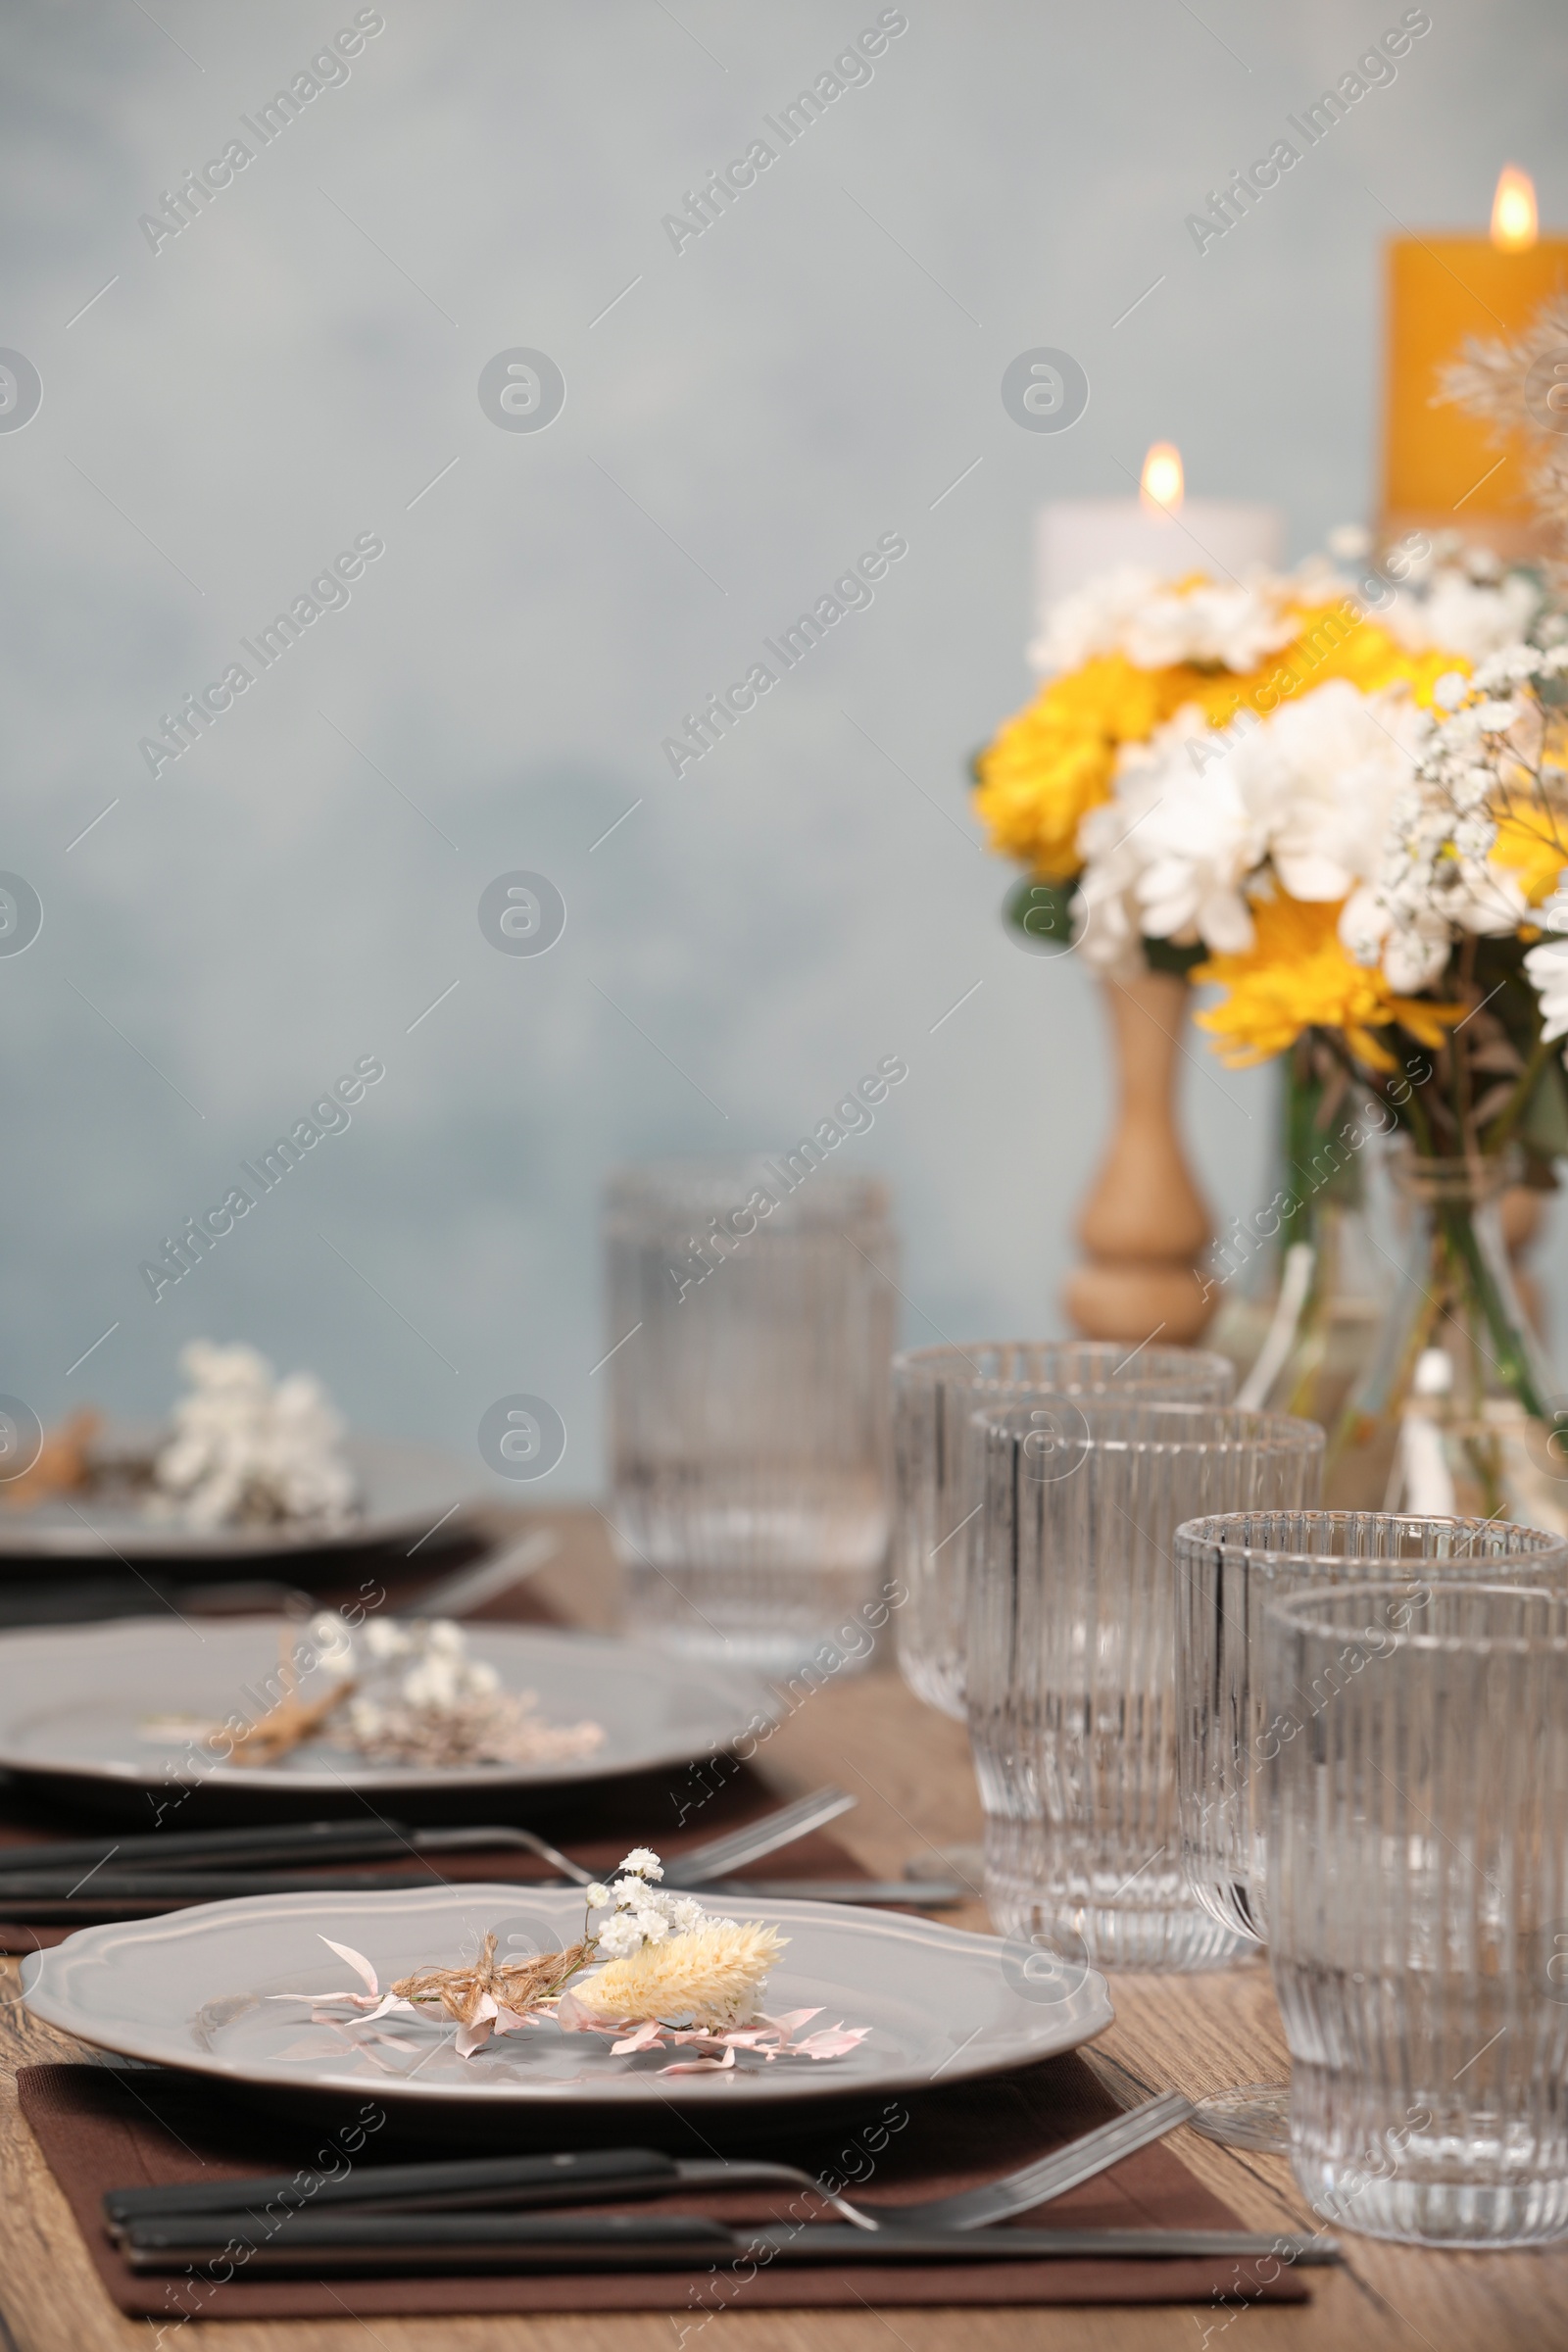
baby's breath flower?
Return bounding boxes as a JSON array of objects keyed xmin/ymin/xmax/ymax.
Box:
[
  {"xmin": 619, "ymin": 1847, "xmax": 662, "ymax": 1880},
  {"xmin": 584, "ymin": 1883, "xmax": 610, "ymax": 1909},
  {"xmin": 362, "ymin": 1619, "xmax": 410, "ymax": 1662},
  {"xmin": 596, "ymin": 1913, "xmax": 644, "ymax": 1960}
]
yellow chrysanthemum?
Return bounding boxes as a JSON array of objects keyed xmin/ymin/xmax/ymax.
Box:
[
  {"xmin": 972, "ymin": 654, "xmax": 1259, "ymax": 883},
  {"xmin": 1193, "ymin": 894, "xmax": 1464, "ymax": 1070},
  {"xmin": 1298, "ymin": 613, "xmax": 1461, "ymax": 712},
  {"xmin": 1489, "ymin": 800, "xmax": 1568, "ymax": 906},
  {"xmin": 971, "ymin": 599, "xmax": 1472, "ymax": 885},
  {"xmin": 571, "ymin": 1921, "xmax": 787, "ymax": 2030}
]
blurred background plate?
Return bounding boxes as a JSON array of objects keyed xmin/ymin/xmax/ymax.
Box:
[
  {"xmin": 0, "ymin": 1616, "xmax": 778, "ymax": 1814},
  {"xmin": 0, "ymin": 1429, "xmax": 486, "ymax": 1570}
]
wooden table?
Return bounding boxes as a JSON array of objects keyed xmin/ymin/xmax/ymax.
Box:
[{"xmin": 2, "ymin": 1506, "xmax": 1565, "ymax": 2351}]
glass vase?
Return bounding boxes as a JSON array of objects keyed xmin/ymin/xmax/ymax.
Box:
[
  {"xmin": 1330, "ymin": 1150, "xmax": 1568, "ymax": 1531},
  {"xmin": 1210, "ymin": 1046, "xmax": 1390, "ymax": 1438}
]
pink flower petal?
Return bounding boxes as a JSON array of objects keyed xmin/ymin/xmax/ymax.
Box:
[
  {"xmin": 765, "ymin": 2008, "xmax": 824, "ymax": 2034},
  {"xmin": 320, "ymin": 1937, "xmax": 380, "ymax": 1996},
  {"xmin": 794, "ymin": 2026, "xmax": 872, "ymax": 2059},
  {"xmin": 454, "ymin": 2018, "xmax": 495, "ymax": 2058},
  {"xmin": 660, "ymin": 2046, "xmax": 738, "ymax": 2076},
  {"xmin": 609, "ymin": 2019, "xmax": 667, "ymax": 2055}
]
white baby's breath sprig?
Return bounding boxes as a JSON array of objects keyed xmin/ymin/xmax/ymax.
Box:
[
  {"xmin": 1359, "ymin": 641, "xmax": 1568, "ymax": 1003},
  {"xmin": 153, "ymin": 1342, "xmax": 358, "ymax": 1531}
]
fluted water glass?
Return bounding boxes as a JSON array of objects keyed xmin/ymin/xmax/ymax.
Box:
[
  {"xmin": 968, "ymin": 1400, "xmax": 1322, "ymax": 1971},
  {"xmin": 1178, "ymin": 1511, "xmax": 1568, "ymax": 1946},
  {"xmin": 1173, "ymin": 1510, "xmax": 1568, "ymax": 2152},
  {"xmin": 1265, "ymin": 1579, "xmax": 1568, "ymax": 2245},
  {"xmin": 895, "ymin": 1342, "xmax": 1234, "ymax": 1721},
  {"xmin": 604, "ymin": 1159, "xmax": 897, "ymax": 1670}
]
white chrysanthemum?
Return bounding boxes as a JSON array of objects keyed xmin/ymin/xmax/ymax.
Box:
[
  {"xmin": 1525, "ymin": 937, "xmax": 1568, "ymax": 1044},
  {"xmin": 1030, "ymin": 564, "xmax": 1300, "ymax": 677},
  {"xmin": 1253, "ymin": 680, "xmax": 1430, "ymax": 904},
  {"xmin": 1383, "ymin": 565, "xmax": 1542, "ymax": 662},
  {"xmin": 1125, "ymin": 578, "xmax": 1300, "ymax": 673},
  {"xmin": 1076, "ymin": 679, "xmax": 1427, "ymax": 973}
]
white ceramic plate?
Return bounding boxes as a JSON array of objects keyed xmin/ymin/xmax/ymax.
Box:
[
  {"xmin": 22, "ymin": 1884, "xmax": 1113, "ymax": 2115},
  {"xmin": 0, "ymin": 1433, "xmax": 486, "ymax": 1565},
  {"xmin": 0, "ymin": 1617, "xmax": 779, "ymax": 1805}
]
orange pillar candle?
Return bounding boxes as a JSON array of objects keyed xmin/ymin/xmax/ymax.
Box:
[{"xmin": 1380, "ymin": 168, "xmax": 1568, "ymax": 556}]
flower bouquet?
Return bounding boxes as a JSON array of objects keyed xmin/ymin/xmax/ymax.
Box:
[{"xmin": 975, "ymin": 538, "xmax": 1568, "ymax": 1521}]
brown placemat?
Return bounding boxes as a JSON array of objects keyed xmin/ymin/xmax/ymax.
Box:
[{"xmin": 20, "ymin": 2057, "xmax": 1312, "ymax": 2318}]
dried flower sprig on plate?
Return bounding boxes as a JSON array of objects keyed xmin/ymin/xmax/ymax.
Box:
[
  {"xmin": 273, "ymin": 1849, "xmax": 869, "ymax": 2072},
  {"xmin": 152, "ymin": 1342, "xmax": 359, "ymax": 1531},
  {"xmin": 147, "ymin": 1612, "xmax": 605, "ymax": 1772}
]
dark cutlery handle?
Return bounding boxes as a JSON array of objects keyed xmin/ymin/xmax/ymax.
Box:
[
  {"xmin": 106, "ymin": 2147, "xmax": 682, "ymax": 2230},
  {"xmin": 0, "ymin": 1818, "xmax": 416, "ymax": 1876},
  {"xmin": 122, "ymin": 2211, "xmax": 735, "ymax": 2268}
]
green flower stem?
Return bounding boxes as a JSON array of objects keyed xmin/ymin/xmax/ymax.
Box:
[
  {"xmin": 1483, "ymin": 1032, "xmax": 1557, "ymax": 1155},
  {"xmin": 1437, "ymin": 1197, "xmax": 1553, "ymax": 1426}
]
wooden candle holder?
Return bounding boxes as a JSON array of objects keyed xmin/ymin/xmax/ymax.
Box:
[{"xmin": 1062, "ymin": 969, "xmax": 1215, "ymax": 1346}]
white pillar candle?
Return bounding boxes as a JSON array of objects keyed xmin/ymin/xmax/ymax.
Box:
[{"xmin": 1036, "ymin": 497, "xmax": 1284, "ymax": 630}]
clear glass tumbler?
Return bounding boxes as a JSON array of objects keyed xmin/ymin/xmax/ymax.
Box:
[
  {"xmin": 1175, "ymin": 1511, "xmax": 1568, "ymax": 2153},
  {"xmin": 968, "ymin": 1400, "xmax": 1322, "ymax": 1971},
  {"xmin": 895, "ymin": 1342, "xmax": 1235, "ymax": 1721},
  {"xmin": 603, "ymin": 1158, "xmax": 897, "ymax": 1670},
  {"xmin": 1178, "ymin": 1511, "xmax": 1568, "ymax": 1945},
  {"xmin": 1264, "ymin": 1579, "xmax": 1568, "ymax": 2246}
]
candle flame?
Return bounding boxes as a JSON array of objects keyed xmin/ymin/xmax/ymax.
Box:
[
  {"xmin": 1491, "ymin": 166, "xmax": 1538, "ymax": 252},
  {"xmin": 1140, "ymin": 442, "xmax": 1184, "ymax": 519}
]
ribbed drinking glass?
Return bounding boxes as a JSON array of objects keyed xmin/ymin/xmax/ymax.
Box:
[
  {"xmin": 968, "ymin": 1400, "xmax": 1322, "ymax": 1971},
  {"xmin": 1264, "ymin": 1579, "xmax": 1568, "ymax": 2245},
  {"xmin": 895, "ymin": 1342, "xmax": 1235, "ymax": 1720},
  {"xmin": 1174, "ymin": 1510, "xmax": 1568, "ymax": 2154},
  {"xmin": 1178, "ymin": 1510, "xmax": 1568, "ymax": 1946},
  {"xmin": 604, "ymin": 1159, "xmax": 897, "ymax": 1670}
]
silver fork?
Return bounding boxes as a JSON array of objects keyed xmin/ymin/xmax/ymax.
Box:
[
  {"xmin": 416, "ymin": 1786, "xmax": 857, "ymax": 1891},
  {"xmin": 404, "ymin": 1528, "xmax": 561, "ymax": 1618},
  {"xmin": 107, "ymin": 2090, "xmax": 1199, "ymax": 2240},
  {"xmin": 679, "ymin": 2088, "xmax": 1197, "ymax": 2233}
]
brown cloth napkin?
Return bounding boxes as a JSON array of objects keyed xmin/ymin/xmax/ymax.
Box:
[{"xmin": 19, "ymin": 2057, "xmax": 1312, "ymax": 2320}]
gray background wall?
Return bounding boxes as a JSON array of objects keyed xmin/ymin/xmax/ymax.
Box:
[{"xmin": 2, "ymin": 0, "xmax": 1562, "ymax": 1496}]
